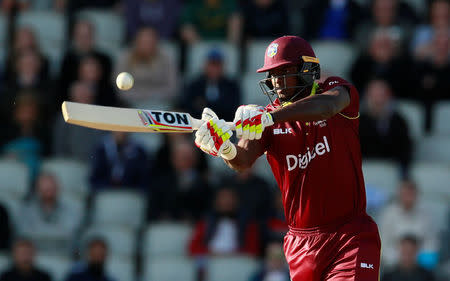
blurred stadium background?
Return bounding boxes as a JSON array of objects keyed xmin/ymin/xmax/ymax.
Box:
[{"xmin": 0, "ymin": 0, "xmax": 448, "ymax": 281}]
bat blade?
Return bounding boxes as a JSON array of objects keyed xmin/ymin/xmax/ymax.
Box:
[{"xmin": 62, "ymin": 101, "xmax": 200, "ymax": 133}]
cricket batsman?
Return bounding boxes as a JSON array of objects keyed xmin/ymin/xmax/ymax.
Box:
[{"xmin": 194, "ymin": 35, "xmax": 381, "ymax": 281}]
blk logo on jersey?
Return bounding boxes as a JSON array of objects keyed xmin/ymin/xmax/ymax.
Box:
[
  {"xmin": 360, "ymin": 263, "xmax": 374, "ymax": 269},
  {"xmin": 273, "ymin": 128, "xmax": 293, "ymax": 135},
  {"xmin": 286, "ymin": 136, "xmax": 330, "ymax": 170}
]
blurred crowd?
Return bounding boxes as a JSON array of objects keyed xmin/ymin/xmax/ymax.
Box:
[{"xmin": 0, "ymin": 0, "xmax": 448, "ymax": 281}]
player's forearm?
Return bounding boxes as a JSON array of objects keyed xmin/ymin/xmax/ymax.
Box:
[
  {"xmin": 223, "ymin": 139, "xmax": 264, "ymax": 172},
  {"xmin": 224, "ymin": 146, "xmax": 255, "ymax": 172},
  {"xmin": 271, "ymin": 87, "xmax": 349, "ymax": 123}
]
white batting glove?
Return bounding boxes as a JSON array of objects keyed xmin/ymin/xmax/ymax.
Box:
[
  {"xmin": 195, "ymin": 108, "xmax": 236, "ymax": 160},
  {"xmin": 233, "ymin": 105, "xmax": 274, "ymax": 140}
]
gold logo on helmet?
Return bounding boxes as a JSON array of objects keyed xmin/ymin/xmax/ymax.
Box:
[{"xmin": 267, "ymin": 43, "xmax": 279, "ymax": 57}]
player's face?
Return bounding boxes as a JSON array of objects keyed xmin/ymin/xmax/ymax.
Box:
[{"xmin": 269, "ymin": 65, "xmax": 299, "ymax": 101}]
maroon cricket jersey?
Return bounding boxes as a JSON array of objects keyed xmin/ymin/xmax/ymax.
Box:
[{"xmin": 261, "ymin": 76, "xmax": 367, "ymax": 229}]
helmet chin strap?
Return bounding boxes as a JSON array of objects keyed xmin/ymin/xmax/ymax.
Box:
[{"xmin": 281, "ymin": 82, "xmax": 318, "ymax": 107}]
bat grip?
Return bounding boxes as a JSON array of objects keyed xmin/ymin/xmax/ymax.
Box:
[{"xmin": 191, "ymin": 119, "xmax": 235, "ymax": 131}]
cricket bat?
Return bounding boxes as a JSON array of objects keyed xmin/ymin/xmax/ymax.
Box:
[{"xmin": 62, "ymin": 101, "xmax": 234, "ymax": 133}]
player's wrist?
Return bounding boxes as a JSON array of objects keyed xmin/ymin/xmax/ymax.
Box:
[{"xmin": 220, "ymin": 142, "xmax": 237, "ymax": 160}]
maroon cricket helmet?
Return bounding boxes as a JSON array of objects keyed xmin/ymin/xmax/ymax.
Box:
[{"xmin": 257, "ymin": 36, "xmax": 317, "ymax": 73}]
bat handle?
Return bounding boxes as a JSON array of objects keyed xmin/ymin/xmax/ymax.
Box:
[{"xmin": 191, "ymin": 118, "xmax": 235, "ymax": 131}]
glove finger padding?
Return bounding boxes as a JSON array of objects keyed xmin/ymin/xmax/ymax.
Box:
[
  {"xmin": 201, "ymin": 107, "xmax": 218, "ymax": 121},
  {"xmin": 233, "ymin": 106, "xmax": 244, "ymax": 138},
  {"xmin": 241, "ymin": 108, "xmax": 250, "ymax": 140}
]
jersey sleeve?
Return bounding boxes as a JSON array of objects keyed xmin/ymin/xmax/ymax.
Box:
[{"xmin": 322, "ymin": 76, "xmax": 359, "ymax": 119}]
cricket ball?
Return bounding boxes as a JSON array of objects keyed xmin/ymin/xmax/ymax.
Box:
[{"xmin": 116, "ymin": 72, "xmax": 134, "ymax": 90}]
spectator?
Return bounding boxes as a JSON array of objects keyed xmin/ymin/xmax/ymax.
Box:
[
  {"xmin": 180, "ymin": 48, "xmax": 241, "ymax": 121},
  {"xmin": 189, "ymin": 186, "xmax": 261, "ymax": 257},
  {"xmin": 53, "ymin": 81, "xmax": 105, "ymax": 161},
  {"xmin": 241, "ymin": 0, "xmax": 289, "ymax": 40},
  {"xmin": 89, "ymin": 132, "xmax": 149, "ymax": 191},
  {"xmin": 0, "ymin": 202, "xmax": 12, "ymax": 251},
  {"xmin": 153, "ymin": 133, "xmax": 208, "ymax": 177},
  {"xmin": 359, "ymin": 79, "xmax": 412, "ymax": 175},
  {"xmin": 76, "ymin": 54, "xmax": 118, "ymax": 106},
  {"xmin": 180, "ymin": 0, "xmax": 242, "ymax": 44},
  {"xmin": 59, "ymin": 19, "xmax": 112, "ymax": 103},
  {"xmin": 3, "ymin": 49, "xmax": 54, "ymax": 114},
  {"xmin": 123, "ymin": 0, "xmax": 181, "ymax": 40},
  {"xmin": 354, "ymin": 0, "xmax": 417, "ymax": 49},
  {"xmin": 411, "ymin": 0, "xmax": 449, "ymax": 54},
  {"xmin": 17, "ymin": 172, "xmax": 83, "ymax": 255},
  {"xmin": 350, "ymin": 28, "xmax": 414, "ymax": 98},
  {"xmin": 65, "ymin": 237, "xmax": 115, "ymax": 281},
  {"xmin": 4, "ymin": 26, "xmax": 49, "ymax": 84},
  {"xmin": 250, "ymin": 241, "xmax": 290, "ymax": 281},
  {"xmin": 0, "ymin": 0, "xmax": 29, "ymax": 14},
  {"xmin": 414, "ymin": 29, "xmax": 450, "ymax": 131},
  {"xmin": 382, "ymin": 235, "xmax": 435, "ymax": 281},
  {"xmin": 150, "ymin": 137, "xmax": 211, "ymax": 221},
  {"xmin": 379, "ymin": 180, "xmax": 439, "ymax": 267},
  {"xmin": 114, "ymin": 26, "xmax": 178, "ymax": 107},
  {"xmin": 1, "ymin": 93, "xmax": 51, "ymax": 181},
  {"xmin": 303, "ymin": 0, "xmax": 363, "ymax": 40},
  {"xmin": 0, "ymin": 238, "xmax": 52, "ymax": 281},
  {"xmin": 224, "ymin": 167, "xmax": 273, "ymax": 222}
]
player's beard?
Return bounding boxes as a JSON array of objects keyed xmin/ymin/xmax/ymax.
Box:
[{"xmin": 277, "ymin": 86, "xmax": 312, "ymax": 103}]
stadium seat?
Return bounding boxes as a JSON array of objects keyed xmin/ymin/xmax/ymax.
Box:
[
  {"xmin": 0, "ymin": 253, "xmax": 10, "ymax": 271},
  {"xmin": 411, "ymin": 163, "xmax": 450, "ymax": 201},
  {"xmin": 404, "ymin": 0, "xmax": 427, "ymax": 17},
  {"xmin": 143, "ymin": 222, "xmax": 192, "ymax": 258},
  {"xmin": 0, "ymin": 12, "xmax": 7, "ymax": 45},
  {"xmin": 0, "ymin": 160, "xmax": 29, "ymax": 200},
  {"xmin": 396, "ymin": 99, "xmax": 425, "ymax": 141},
  {"xmin": 83, "ymin": 226, "xmax": 136, "ymax": 258},
  {"xmin": 186, "ymin": 41, "xmax": 239, "ymax": 78},
  {"xmin": 144, "ymin": 257, "xmax": 195, "ymax": 281},
  {"xmin": 36, "ymin": 254, "xmax": 71, "ymax": 281},
  {"xmin": 77, "ymin": 9, "xmax": 125, "ymax": 57},
  {"xmin": 422, "ymin": 199, "xmax": 449, "ymax": 233},
  {"xmin": 0, "ymin": 12, "xmax": 7, "ymax": 66},
  {"xmin": 310, "ymin": 41, "xmax": 356, "ymax": 79},
  {"xmin": 245, "ymin": 40, "xmax": 272, "ymax": 73},
  {"xmin": 242, "ymin": 73, "xmax": 269, "ymax": 106},
  {"xmin": 207, "ymin": 256, "xmax": 259, "ymax": 281},
  {"xmin": 107, "ymin": 256, "xmax": 135, "ymax": 281},
  {"xmin": 362, "ymin": 160, "xmax": 401, "ymax": 196},
  {"xmin": 416, "ymin": 136, "xmax": 450, "ymax": 163},
  {"xmin": 433, "ymin": 102, "xmax": 450, "ymax": 136},
  {"xmin": 0, "ymin": 196, "xmax": 21, "ymax": 230},
  {"xmin": 91, "ymin": 190, "xmax": 146, "ymax": 230},
  {"xmin": 16, "ymin": 11, "xmax": 66, "ymax": 74},
  {"xmin": 41, "ymin": 158, "xmax": 88, "ymax": 200}
]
